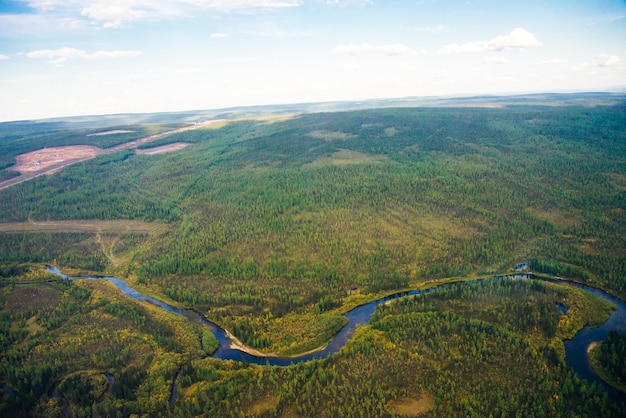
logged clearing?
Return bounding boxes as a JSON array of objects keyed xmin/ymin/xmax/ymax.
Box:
[
  {"xmin": 580, "ymin": 241, "xmax": 600, "ymax": 255},
  {"xmin": 526, "ymin": 207, "xmax": 582, "ymax": 229},
  {"xmin": 87, "ymin": 130, "xmax": 135, "ymax": 136},
  {"xmin": 10, "ymin": 145, "xmax": 103, "ymax": 174},
  {"xmin": 4, "ymin": 285, "xmax": 61, "ymax": 313},
  {"xmin": 305, "ymin": 149, "xmax": 387, "ymax": 167},
  {"xmin": 0, "ymin": 219, "xmax": 168, "ymax": 234},
  {"xmin": 388, "ymin": 393, "xmax": 435, "ymax": 416},
  {"xmin": 0, "ymin": 120, "xmax": 222, "ymax": 191},
  {"xmin": 135, "ymin": 142, "xmax": 191, "ymax": 155},
  {"xmin": 246, "ymin": 395, "xmax": 279, "ymax": 416},
  {"xmin": 307, "ymin": 130, "xmax": 357, "ymax": 141}
]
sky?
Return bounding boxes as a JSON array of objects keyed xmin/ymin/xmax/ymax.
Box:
[{"xmin": 0, "ymin": 0, "xmax": 625, "ymax": 122}]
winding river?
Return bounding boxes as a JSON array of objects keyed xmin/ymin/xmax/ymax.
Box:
[{"xmin": 46, "ymin": 266, "xmax": 626, "ymax": 403}]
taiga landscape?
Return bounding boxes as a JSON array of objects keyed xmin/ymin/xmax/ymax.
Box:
[
  {"xmin": 1, "ymin": 93, "xmax": 626, "ymax": 416},
  {"xmin": 2, "ymin": 0, "xmax": 626, "ymax": 416}
]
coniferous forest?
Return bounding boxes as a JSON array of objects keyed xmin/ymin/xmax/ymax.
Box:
[{"xmin": 1, "ymin": 96, "xmax": 625, "ymax": 416}]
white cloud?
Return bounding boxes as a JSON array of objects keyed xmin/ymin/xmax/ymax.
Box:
[
  {"xmin": 81, "ymin": 3, "xmax": 151, "ymax": 28},
  {"xmin": 317, "ymin": 0, "xmax": 371, "ymax": 5},
  {"xmin": 439, "ymin": 28, "xmax": 542, "ymax": 54},
  {"xmin": 587, "ymin": 14, "xmax": 624, "ymax": 26},
  {"xmin": 339, "ymin": 61, "xmax": 360, "ymax": 70},
  {"xmin": 22, "ymin": 0, "xmax": 303, "ymax": 28},
  {"xmin": 190, "ymin": 0, "xmax": 302, "ymax": 8},
  {"xmin": 48, "ymin": 57, "xmax": 68, "ymax": 65},
  {"xmin": 8, "ymin": 0, "xmax": 370, "ymax": 30},
  {"xmin": 600, "ymin": 54, "xmax": 621, "ymax": 67},
  {"xmin": 575, "ymin": 61, "xmax": 590, "ymax": 70},
  {"xmin": 26, "ymin": 47, "xmax": 85, "ymax": 59},
  {"xmin": 482, "ymin": 57, "xmax": 509, "ymax": 64},
  {"xmin": 574, "ymin": 55, "xmax": 624, "ymax": 71},
  {"xmin": 537, "ymin": 58, "xmax": 568, "ymax": 65},
  {"xmin": 0, "ymin": 55, "xmax": 9, "ymax": 60},
  {"xmin": 334, "ymin": 43, "xmax": 416, "ymax": 56},
  {"xmin": 89, "ymin": 50, "xmax": 144, "ymax": 58},
  {"xmin": 0, "ymin": 12, "xmax": 88, "ymax": 37},
  {"xmin": 27, "ymin": 0, "xmax": 302, "ymax": 12},
  {"xmin": 176, "ymin": 68, "xmax": 202, "ymax": 75},
  {"xmin": 211, "ymin": 33, "xmax": 229, "ymax": 38},
  {"xmin": 25, "ymin": 0, "xmax": 67, "ymax": 11},
  {"xmin": 26, "ymin": 47, "xmax": 143, "ymax": 63}
]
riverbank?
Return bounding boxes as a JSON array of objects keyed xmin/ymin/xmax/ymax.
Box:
[
  {"xmin": 225, "ymin": 329, "xmax": 332, "ymax": 359},
  {"xmin": 589, "ymin": 341, "xmax": 626, "ymax": 395},
  {"xmin": 42, "ymin": 265, "xmax": 626, "ymax": 402},
  {"xmin": 225, "ymin": 329, "xmax": 278, "ymax": 358}
]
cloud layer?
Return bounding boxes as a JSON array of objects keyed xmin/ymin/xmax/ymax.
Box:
[
  {"xmin": 482, "ymin": 56, "xmax": 509, "ymax": 64},
  {"xmin": 26, "ymin": 47, "xmax": 143, "ymax": 64},
  {"xmin": 334, "ymin": 43, "xmax": 416, "ymax": 56},
  {"xmin": 601, "ymin": 54, "xmax": 621, "ymax": 67},
  {"xmin": 440, "ymin": 28, "xmax": 542, "ymax": 54},
  {"xmin": 21, "ymin": 0, "xmax": 304, "ymax": 28}
]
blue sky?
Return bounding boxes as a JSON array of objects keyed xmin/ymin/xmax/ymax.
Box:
[{"xmin": 0, "ymin": 0, "xmax": 625, "ymax": 122}]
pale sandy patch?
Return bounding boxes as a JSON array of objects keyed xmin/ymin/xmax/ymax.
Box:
[
  {"xmin": 0, "ymin": 121, "xmax": 222, "ymax": 191},
  {"xmin": 0, "ymin": 219, "xmax": 167, "ymax": 234},
  {"xmin": 388, "ymin": 393, "xmax": 435, "ymax": 416},
  {"xmin": 135, "ymin": 142, "xmax": 191, "ymax": 155},
  {"xmin": 87, "ymin": 130, "xmax": 135, "ymax": 136},
  {"xmin": 225, "ymin": 329, "xmax": 278, "ymax": 357},
  {"xmin": 305, "ymin": 149, "xmax": 387, "ymax": 168},
  {"xmin": 247, "ymin": 395, "xmax": 279, "ymax": 416},
  {"xmin": 307, "ymin": 130, "xmax": 357, "ymax": 141},
  {"xmin": 10, "ymin": 146, "xmax": 103, "ymax": 174},
  {"xmin": 527, "ymin": 207, "xmax": 581, "ymax": 229},
  {"xmin": 224, "ymin": 328, "xmax": 330, "ymax": 358}
]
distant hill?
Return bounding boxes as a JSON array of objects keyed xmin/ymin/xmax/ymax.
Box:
[{"xmin": 2, "ymin": 91, "xmax": 625, "ymax": 131}]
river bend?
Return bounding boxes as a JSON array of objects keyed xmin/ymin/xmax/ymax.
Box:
[{"xmin": 45, "ymin": 266, "xmax": 626, "ymax": 402}]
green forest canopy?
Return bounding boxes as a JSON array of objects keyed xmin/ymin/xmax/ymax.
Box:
[{"xmin": 1, "ymin": 99, "xmax": 625, "ymax": 415}]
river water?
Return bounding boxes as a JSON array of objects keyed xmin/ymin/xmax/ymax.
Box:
[{"xmin": 46, "ymin": 266, "xmax": 626, "ymax": 402}]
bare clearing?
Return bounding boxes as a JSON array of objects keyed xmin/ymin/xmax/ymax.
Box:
[
  {"xmin": 255, "ymin": 114, "xmax": 297, "ymax": 124},
  {"xmin": 0, "ymin": 219, "xmax": 167, "ymax": 234},
  {"xmin": 305, "ymin": 149, "xmax": 387, "ymax": 168},
  {"xmin": 87, "ymin": 130, "xmax": 135, "ymax": 136},
  {"xmin": 4, "ymin": 286, "xmax": 61, "ymax": 313},
  {"xmin": 0, "ymin": 120, "xmax": 222, "ymax": 191},
  {"xmin": 580, "ymin": 239, "xmax": 600, "ymax": 255},
  {"xmin": 107, "ymin": 121, "xmax": 217, "ymax": 152},
  {"xmin": 26, "ymin": 315, "xmax": 44, "ymax": 335},
  {"xmin": 246, "ymin": 395, "xmax": 279, "ymax": 416},
  {"xmin": 606, "ymin": 172, "xmax": 626, "ymax": 191},
  {"xmin": 388, "ymin": 393, "xmax": 435, "ymax": 416},
  {"xmin": 527, "ymin": 207, "xmax": 582, "ymax": 229},
  {"xmin": 307, "ymin": 130, "xmax": 357, "ymax": 141},
  {"xmin": 135, "ymin": 142, "xmax": 191, "ymax": 155},
  {"xmin": 10, "ymin": 145, "xmax": 103, "ymax": 174}
]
